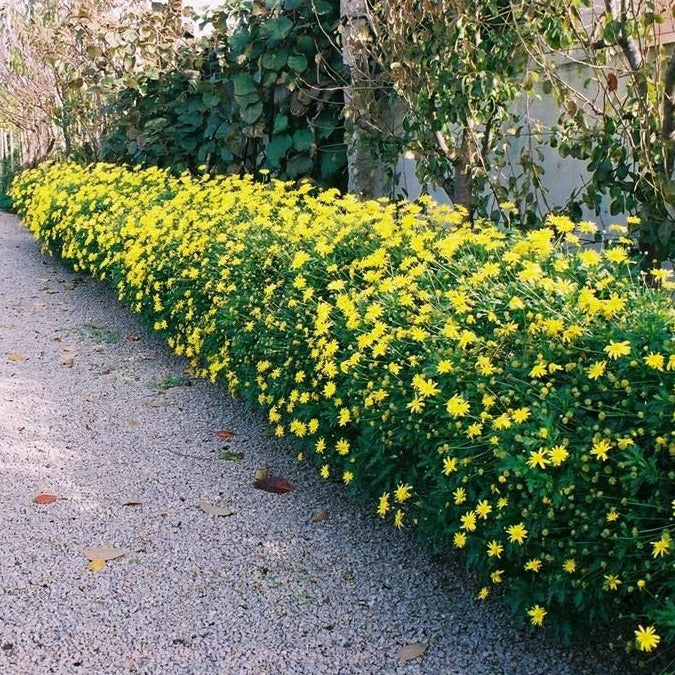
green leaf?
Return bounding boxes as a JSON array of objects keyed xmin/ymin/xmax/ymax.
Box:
[
  {"xmin": 266, "ymin": 134, "xmax": 293, "ymax": 168},
  {"xmin": 240, "ymin": 101, "xmax": 264, "ymax": 125},
  {"xmin": 273, "ymin": 113, "xmax": 289, "ymax": 134},
  {"xmin": 287, "ymin": 53, "xmax": 308, "ymax": 73},
  {"xmin": 292, "ymin": 128, "xmax": 313, "ymax": 152},
  {"xmin": 262, "ymin": 50, "xmax": 288, "ymax": 70},
  {"xmin": 233, "ymin": 72, "xmax": 257, "ymax": 97},
  {"xmin": 228, "ymin": 28, "xmax": 251, "ymax": 55},
  {"xmin": 285, "ymin": 154, "xmax": 314, "ymax": 178},
  {"xmin": 260, "ymin": 16, "xmax": 294, "ymax": 41}
]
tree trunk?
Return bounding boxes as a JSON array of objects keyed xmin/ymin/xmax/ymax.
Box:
[{"xmin": 340, "ymin": 0, "xmax": 379, "ymax": 198}]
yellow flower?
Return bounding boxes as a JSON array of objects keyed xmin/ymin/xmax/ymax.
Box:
[
  {"xmin": 453, "ymin": 532, "xmax": 467, "ymax": 548},
  {"xmin": 651, "ymin": 534, "xmax": 671, "ymax": 558},
  {"xmin": 377, "ymin": 492, "xmax": 390, "ymax": 517},
  {"xmin": 490, "ymin": 569, "xmax": 504, "ymax": 583},
  {"xmin": 338, "ymin": 407, "xmax": 351, "ymax": 426},
  {"xmin": 587, "ymin": 360, "xmax": 606, "ymax": 380},
  {"xmin": 342, "ymin": 470, "xmax": 353, "ymax": 484},
  {"xmin": 529, "ymin": 362, "xmax": 548, "ymax": 378},
  {"xmin": 634, "ymin": 625, "xmax": 660, "ymax": 652},
  {"xmin": 394, "ymin": 509, "xmax": 405, "ymax": 529},
  {"xmin": 446, "ymin": 394, "xmax": 470, "ymax": 418},
  {"xmin": 394, "ymin": 483, "xmax": 413, "ymax": 503},
  {"xmin": 604, "ymin": 574, "xmax": 621, "ymax": 590},
  {"xmin": 453, "ymin": 487, "xmax": 467, "ymax": 504},
  {"xmin": 442, "ymin": 457, "xmax": 458, "ymax": 475},
  {"xmin": 475, "ymin": 500, "xmax": 493, "ymax": 519},
  {"xmin": 487, "ymin": 540, "xmax": 503, "ymax": 558},
  {"xmin": 603, "ymin": 340, "xmax": 630, "ymax": 359},
  {"xmin": 644, "ymin": 352, "xmax": 665, "ymax": 371},
  {"xmin": 606, "ymin": 509, "xmax": 619, "ymax": 522},
  {"xmin": 506, "ymin": 523, "xmax": 528, "ymax": 545},
  {"xmin": 512, "ymin": 407, "xmax": 530, "ymax": 424},
  {"xmin": 437, "ymin": 359, "xmax": 454, "ymax": 374},
  {"xmin": 527, "ymin": 449, "xmax": 549, "ymax": 470},
  {"xmin": 524, "ymin": 558, "xmax": 542, "ymax": 572},
  {"xmin": 460, "ymin": 511, "xmax": 477, "ymax": 532},
  {"xmin": 528, "ymin": 605, "xmax": 547, "ymax": 626},
  {"xmin": 563, "ymin": 559, "xmax": 576, "ymax": 573},
  {"xmin": 548, "ymin": 444, "xmax": 569, "ymax": 466},
  {"xmin": 336, "ymin": 439, "xmax": 350, "ymax": 456},
  {"xmin": 590, "ymin": 438, "xmax": 611, "ymax": 461},
  {"xmin": 320, "ymin": 464, "xmax": 330, "ymax": 479},
  {"xmin": 467, "ymin": 422, "xmax": 483, "ymax": 439},
  {"xmin": 477, "ymin": 587, "xmax": 489, "ymax": 600}
]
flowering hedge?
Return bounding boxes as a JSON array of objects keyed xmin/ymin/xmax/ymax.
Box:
[{"xmin": 10, "ymin": 162, "xmax": 674, "ymax": 656}]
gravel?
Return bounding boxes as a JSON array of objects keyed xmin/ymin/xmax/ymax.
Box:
[{"xmin": 0, "ymin": 211, "xmax": 638, "ymax": 674}]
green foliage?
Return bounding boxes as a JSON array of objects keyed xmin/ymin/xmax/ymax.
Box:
[
  {"xmin": 11, "ymin": 162, "xmax": 674, "ymax": 659},
  {"xmin": 101, "ymin": 0, "xmax": 347, "ymax": 188}
]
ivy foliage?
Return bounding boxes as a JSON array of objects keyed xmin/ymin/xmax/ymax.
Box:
[{"xmin": 101, "ymin": 0, "xmax": 347, "ymax": 188}]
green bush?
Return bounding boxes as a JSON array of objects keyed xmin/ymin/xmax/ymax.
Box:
[
  {"xmin": 101, "ymin": 0, "xmax": 347, "ymax": 188},
  {"xmin": 11, "ymin": 162, "xmax": 674, "ymax": 658}
]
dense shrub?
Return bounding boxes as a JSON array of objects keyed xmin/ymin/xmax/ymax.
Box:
[
  {"xmin": 101, "ymin": 0, "xmax": 347, "ymax": 189},
  {"xmin": 11, "ymin": 162, "xmax": 674, "ymax": 657}
]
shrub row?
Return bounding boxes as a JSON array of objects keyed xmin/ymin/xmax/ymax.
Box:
[{"xmin": 10, "ymin": 162, "xmax": 674, "ymax": 657}]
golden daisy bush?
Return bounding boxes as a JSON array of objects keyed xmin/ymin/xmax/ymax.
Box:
[{"xmin": 10, "ymin": 163, "xmax": 674, "ymax": 653}]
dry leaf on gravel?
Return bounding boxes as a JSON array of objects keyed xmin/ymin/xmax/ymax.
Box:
[
  {"xmin": 88, "ymin": 559, "xmax": 106, "ymax": 572},
  {"xmin": 33, "ymin": 493, "xmax": 58, "ymax": 504},
  {"xmin": 311, "ymin": 511, "xmax": 330, "ymax": 523},
  {"xmin": 215, "ymin": 429, "xmax": 236, "ymax": 439},
  {"xmin": 8, "ymin": 352, "xmax": 26, "ymax": 362},
  {"xmin": 122, "ymin": 498, "xmax": 142, "ymax": 507},
  {"xmin": 398, "ymin": 643, "xmax": 428, "ymax": 662},
  {"xmin": 62, "ymin": 356, "xmax": 74, "ymax": 368},
  {"xmin": 83, "ymin": 545, "xmax": 129, "ymax": 562},
  {"xmin": 219, "ymin": 449, "xmax": 244, "ymax": 461},
  {"xmin": 198, "ymin": 500, "xmax": 235, "ymax": 517},
  {"xmin": 253, "ymin": 475, "xmax": 293, "ymax": 494}
]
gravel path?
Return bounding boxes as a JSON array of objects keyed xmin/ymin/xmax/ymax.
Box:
[{"xmin": 0, "ymin": 211, "xmax": 637, "ymax": 674}]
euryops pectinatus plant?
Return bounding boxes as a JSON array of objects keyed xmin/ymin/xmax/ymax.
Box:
[{"xmin": 11, "ymin": 162, "xmax": 674, "ymax": 658}]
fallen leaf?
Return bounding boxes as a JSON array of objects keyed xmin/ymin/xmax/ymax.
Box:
[
  {"xmin": 606, "ymin": 72, "xmax": 618, "ymax": 92},
  {"xmin": 122, "ymin": 498, "xmax": 142, "ymax": 507},
  {"xmin": 219, "ymin": 449, "xmax": 244, "ymax": 461},
  {"xmin": 253, "ymin": 475, "xmax": 293, "ymax": 494},
  {"xmin": 33, "ymin": 493, "xmax": 58, "ymax": 504},
  {"xmin": 62, "ymin": 356, "xmax": 74, "ymax": 368},
  {"xmin": 8, "ymin": 353, "xmax": 26, "ymax": 362},
  {"xmin": 215, "ymin": 429, "xmax": 236, "ymax": 439},
  {"xmin": 129, "ymin": 419, "xmax": 138, "ymax": 426},
  {"xmin": 126, "ymin": 334, "xmax": 141, "ymax": 342},
  {"xmin": 398, "ymin": 643, "xmax": 428, "ymax": 662},
  {"xmin": 88, "ymin": 559, "xmax": 106, "ymax": 572},
  {"xmin": 311, "ymin": 510, "xmax": 330, "ymax": 523},
  {"xmin": 83, "ymin": 545, "xmax": 129, "ymax": 562},
  {"xmin": 198, "ymin": 500, "xmax": 235, "ymax": 517}
]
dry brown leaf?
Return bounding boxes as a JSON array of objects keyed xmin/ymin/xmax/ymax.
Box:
[
  {"xmin": 122, "ymin": 498, "xmax": 142, "ymax": 507},
  {"xmin": 215, "ymin": 429, "xmax": 236, "ymax": 439},
  {"xmin": 83, "ymin": 545, "xmax": 129, "ymax": 562},
  {"xmin": 606, "ymin": 72, "xmax": 618, "ymax": 92},
  {"xmin": 33, "ymin": 493, "xmax": 58, "ymax": 504},
  {"xmin": 311, "ymin": 511, "xmax": 330, "ymax": 523},
  {"xmin": 198, "ymin": 500, "xmax": 235, "ymax": 517},
  {"xmin": 88, "ymin": 559, "xmax": 106, "ymax": 572},
  {"xmin": 398, "ymin": 643, "xmax": 428, "ymax": 662},
  {"xmin": 8, "ymin": 353, "xmax": 26, "ymax": 362},
  {"xmin": 62, "ymin": 356, "xmax": 74, "ymax": 368},
  {"xmin": 253, "ymin": 475, "xmax": 293, "ymax": 494}
]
